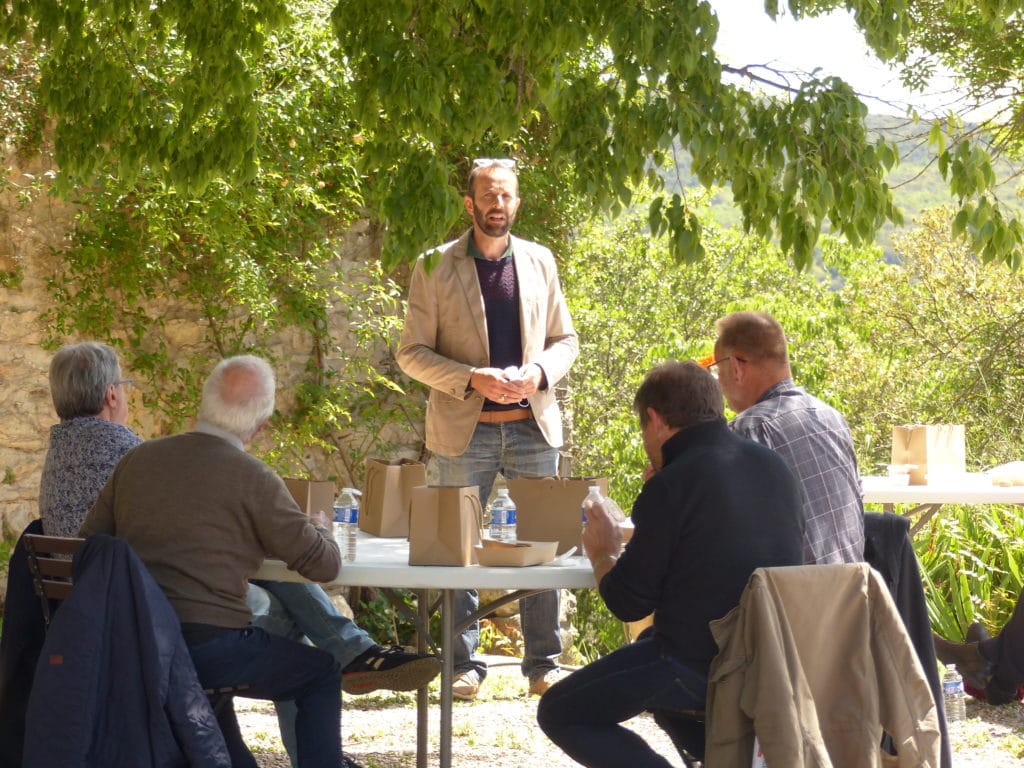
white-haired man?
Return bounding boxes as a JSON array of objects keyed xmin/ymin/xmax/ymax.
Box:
[{"xmin": 81, "ymin": 355, "xmax": 345, "ymax": 768}]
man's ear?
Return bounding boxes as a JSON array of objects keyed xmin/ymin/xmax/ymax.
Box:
[
  {"xmin": 646, "ymin": 407, "xmax": 666, "ymax": 433},
  {"xmin": 463, "ymin": 194, "xmax": 474, "ymax": 217}
]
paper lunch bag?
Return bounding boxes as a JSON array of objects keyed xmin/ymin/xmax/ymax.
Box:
[
  {"xmin": 282, "ymin": 478, "xmax": 336, "ymax": 519},
  {"xmin": 891, "ymin": 425, "xmax": 966, "ymax": 485},
  {"xmin": 508, "ymin": 476, "xmax": 609, "ymax": 555},
  {"xmin": 360, "ymin": 458, "xmax": 427, "ymax": 537},
  {"xmin": 408, "ymin": 485, "xmax": 483, "ymax": 566}
]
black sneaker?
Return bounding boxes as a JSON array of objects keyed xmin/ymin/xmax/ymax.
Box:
[
  {"xmin": 342, "ymin": 755, "xmax": 365, "ymax": 768},
  {"xmin": 341, "ymin": 644, "xmax": 441, "ymax": 695}
]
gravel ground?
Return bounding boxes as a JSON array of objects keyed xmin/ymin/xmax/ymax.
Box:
[{"xmin": 236, "ymin": 656, "xmax": 1024, "ymax": 767}]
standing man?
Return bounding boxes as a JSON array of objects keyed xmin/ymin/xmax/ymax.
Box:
[
  {"xmin": 712, "ymin": 310, "xmax": 865, "ymax": 564},
  {"xmin": 81, "ymin": 355, "xmax": 345, "ymax": 768},
  {"xmin": 537, "ymin": 361, "xmax": 805, "ymax": 767},
  {"xmin": 397, "ymin": 157, "xmax": 579, "ymax": 700}
]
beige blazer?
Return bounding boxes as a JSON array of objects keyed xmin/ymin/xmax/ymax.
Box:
[{"xmin": 396, "ymin": 230, "xmax": 578, "ymax": 457}]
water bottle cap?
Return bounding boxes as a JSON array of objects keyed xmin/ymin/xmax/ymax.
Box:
[
  {"xmin": 341, "ymin": 487, "xmax": 362, "ymax": 495},
  {"xmin": 588, "ymin": 485, "xmax": 600, "ymax": 493}
]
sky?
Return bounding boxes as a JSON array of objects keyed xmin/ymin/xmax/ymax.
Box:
[{"xmin": 710, "ymin": 2, "xmax": 965, "ymax": 118}]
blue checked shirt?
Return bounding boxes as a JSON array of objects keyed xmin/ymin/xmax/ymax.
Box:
[{"xmin": 730, "ymin": 379, "xmax": 865, "ymax": 564}]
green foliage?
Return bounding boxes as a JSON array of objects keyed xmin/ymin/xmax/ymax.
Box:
[
  {"xmin": 834, "ymin": 206, "xmax": 1024, "ymax": 474},
  {"xmin": 333, "ymin": 0, "xmax": 910, "ymax": 268},
  {"xmin": 21, "ymin": 0, "xmax": 1024, "ymax": 267},
  {"xmin": 0, "ymin": 0, "xmax": 292, "ymax": 191},
  {"xmin": 37, "ymin": 4, "xmax": 420, "ymax": 486},
  {"xmin": 0, "ymin": 41, "xmax": 43, "ymax": 155},
  {"xmin": 914, "ymin": 506, "xmax": 1024, "ymax": 642}
]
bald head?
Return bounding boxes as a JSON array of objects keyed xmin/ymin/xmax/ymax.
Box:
[{"xmin": 198, "ymin": 355, "xmax": 276, "ymax": 442}]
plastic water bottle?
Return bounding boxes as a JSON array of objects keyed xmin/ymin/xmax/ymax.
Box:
[
  {"xmin": 943, "ymin": 665, "xmax": 966, "ymax": 722},
  {"xmin": 580, "ymin": 485, "xmax": 603, "ymax": 555},
  {"xmin": 488, "ymin": 488, "xmax": 517, "ymax": 543},
  {"xmin": 333, "ymin": 487, "xmax": 360, "ymax": 563}
]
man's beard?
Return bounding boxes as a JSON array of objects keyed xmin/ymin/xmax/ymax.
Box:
[{"xmin": 474, "ymin": 206, "xmax": 515, "ymax": 238}]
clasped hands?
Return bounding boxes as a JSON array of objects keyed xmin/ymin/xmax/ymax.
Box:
[{"xmin": 471, "ymin": 363, "xmax": 542, "ymax": 404}]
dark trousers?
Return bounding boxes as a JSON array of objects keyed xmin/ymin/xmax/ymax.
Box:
[
  {"xmin": 537, "ymin": 636, "xmax": 707, "ymax": 768},
  {"xmin": 187, "ymin": 626, "xmax": 341, "ymax": 768},
  {"xmin": 981, "ymin": 585, "xmax": 1024, "ymax": 688}
]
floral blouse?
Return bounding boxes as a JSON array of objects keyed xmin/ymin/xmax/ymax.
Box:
[{"xmin": 39, "ymin": 417, "xmax": 143, "ymax": 537}]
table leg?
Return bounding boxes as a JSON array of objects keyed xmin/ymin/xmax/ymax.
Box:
[
  {"xmin": 440, "ymin": 589, "xmax": 454, "ymax": 768},
  {"xmin": 415, "ymin": 588, "xmax": 429, "ymax": 768}
]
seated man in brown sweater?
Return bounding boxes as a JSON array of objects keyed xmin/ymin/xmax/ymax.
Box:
[{"xmin": 81, "ymin": 355, "xmax": 345, "ymax": 768}]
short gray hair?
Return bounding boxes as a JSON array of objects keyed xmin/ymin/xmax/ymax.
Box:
[
  {"xmin": 198, "ymin": 355, "xmax": 276, "ymax": 441},
  {"xmin": 49, "ymin": 342, "xmax": 122, "ymax": 420}
]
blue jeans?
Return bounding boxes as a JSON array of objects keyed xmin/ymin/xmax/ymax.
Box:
[
  {"xmin": 434, "ymin": 417, "xmax": 562, "ymax": 680},
  {"xmin": 536, "ymin": 637, "xmax": 708, "ymax": 768},
  {"xmin": 186, "ymin": 626, "xmax": 342, "ymax": 768},
  {"xmin": 249, "ymin": 580, "xmax": 376, "ymax": 766}
]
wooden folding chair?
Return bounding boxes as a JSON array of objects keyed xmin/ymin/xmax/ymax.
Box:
[{"xmin": 21, "ymin": 533, "xmax": 81, "ymax": 628}]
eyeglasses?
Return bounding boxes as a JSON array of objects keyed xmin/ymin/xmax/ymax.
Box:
[
  {"xmin": 703, "ymin": 356, "xmax": 745, "ymax": 378},
  {"xmin": 113, "ymin": 378, "xmax": 135, "ymax": 391},
  {"xmin": 472, "ymin": 158, "xmax": 516, "ymax": 170}
]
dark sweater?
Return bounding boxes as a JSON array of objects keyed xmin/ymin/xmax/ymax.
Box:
[
  {"xmin": 81, "ymin": 431, "xmax": 340, "ymax": 627},
  {"xmin": 600, "ymin": 418, "xmax": 805, "ymax": 666}
]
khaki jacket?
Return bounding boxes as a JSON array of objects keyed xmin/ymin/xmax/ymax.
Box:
[
  {"xmin": 397, "ymin": 230, "xmax": 578, "ymax": 457},
  {"xmin": 706, "ymin": 564, "xmax": 941, "ymax": 768}
]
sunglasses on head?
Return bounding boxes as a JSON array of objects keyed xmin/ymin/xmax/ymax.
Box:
[{"xmin": 472, "ymin": 158, "xmax": 516, "ymax": 170}]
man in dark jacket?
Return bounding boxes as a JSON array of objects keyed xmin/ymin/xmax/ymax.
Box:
[{"xmin": 538, "ymin": 360, "xmax": 805, "ymax": 767}]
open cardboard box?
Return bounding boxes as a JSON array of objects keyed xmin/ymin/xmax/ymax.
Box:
[{"xmin": 474, "ymin": 539, "xmax": 558, "ymax": 567}]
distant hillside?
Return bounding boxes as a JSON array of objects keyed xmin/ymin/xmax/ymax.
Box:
[{"xmin": 663, "ymin": 114, "xmax": 1024, "ymax": 262}]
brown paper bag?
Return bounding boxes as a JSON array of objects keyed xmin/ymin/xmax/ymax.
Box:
[
  {"xmin": 891, "ymin": 425, "xmax": 966, "ymax": 485},
  {"xmin": 283, "ymin": 478, "xmax": 336, "ymax": 519},
  {"xmin": 408, "ymin": 486, "xmax": 483, "ymax": 566},
  {"xmin": 508, "ymin": 476, "xmax": 609, "ymax": 555},
  {"xmin": 360, "ymin": 458, "xmax": 427, "ymax": 537}
]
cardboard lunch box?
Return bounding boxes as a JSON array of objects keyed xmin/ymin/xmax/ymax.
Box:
[
  {"xmin": 506, "ymin": 476, "xmax": 609, "ymax": 556},
  {"xmin": 283, "ymin": 478, "xmax": 336, "ymax": 519},
  {"xmin": 475, "ymin": 539, "xmax": 558, "ymax": 567}
]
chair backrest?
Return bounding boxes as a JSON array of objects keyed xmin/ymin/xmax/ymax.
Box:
[{"xmin": 21, "ymin": 534, "xmax": 85, "ymax": 627}]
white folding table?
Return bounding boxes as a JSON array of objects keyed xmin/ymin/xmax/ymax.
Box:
[
  {"xmin": 256, "ymin": 532, "xmax": 596, "ymax": 768},
  {"xmin": 861, "ymin": 474, "xmax": 1024, "ymax": 533}
]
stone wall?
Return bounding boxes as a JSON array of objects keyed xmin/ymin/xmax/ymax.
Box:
[{"xmin": 0, "ymin": 153, "xmax": 75, "ymax": 543}]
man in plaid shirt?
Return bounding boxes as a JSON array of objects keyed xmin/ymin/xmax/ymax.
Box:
[{"xmin": 710, "ymin": 311, "xmax": 864, "ymax": 564}]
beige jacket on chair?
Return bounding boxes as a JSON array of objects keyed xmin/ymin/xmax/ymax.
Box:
[
  {"xmin": 705, "ymin": 563, "xmax": 941, "ymax": 768},
  {"xmin": 396, "ymin": 230, "xmax": 578, "ymax": 457}
]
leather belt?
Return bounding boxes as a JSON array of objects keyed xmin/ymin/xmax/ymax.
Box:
[{"xmin": 478, "ymin": 409, "xmax": 532, "ymax": 424}]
